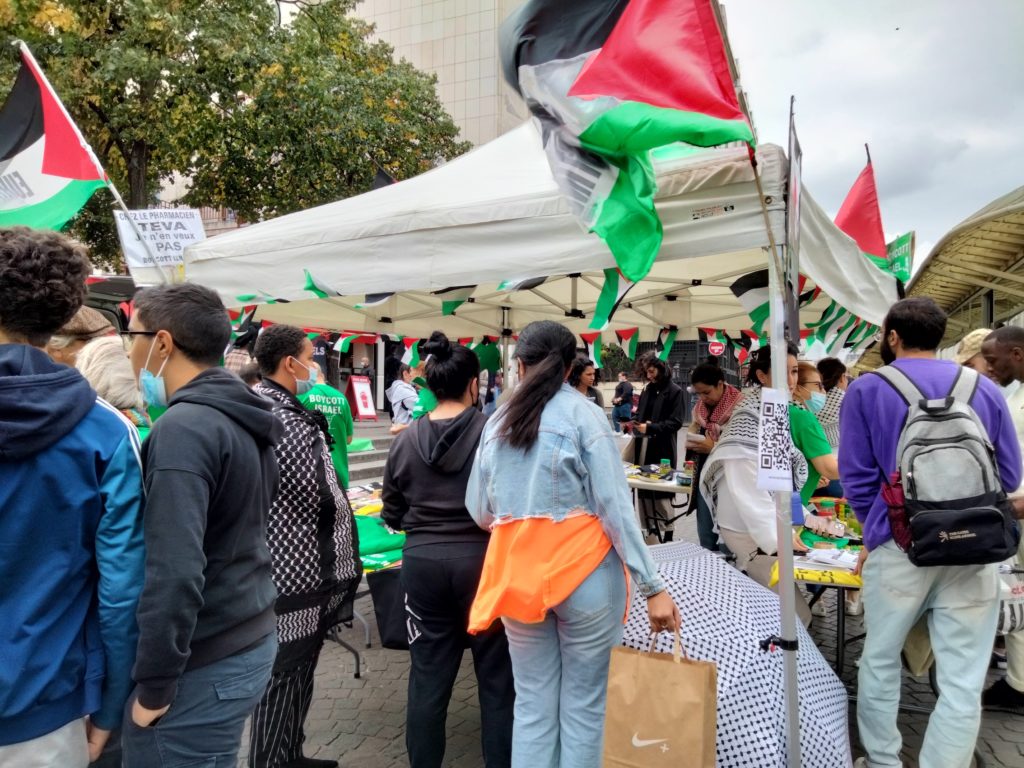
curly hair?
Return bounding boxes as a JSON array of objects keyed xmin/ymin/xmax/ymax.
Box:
[
  {"xmin": 0, "ymin": 227, "xmax": 91, "ymax": 346},
  {"xmin": 254, "ymin": 324, "xmax": 308, "ymax": 376}
]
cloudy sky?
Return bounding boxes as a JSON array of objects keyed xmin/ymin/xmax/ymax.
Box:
[{"xmin": 722, "ymin": 0, "xmax": 1024, "ymax": 268}]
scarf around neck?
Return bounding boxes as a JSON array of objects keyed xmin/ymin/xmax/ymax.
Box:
[{"xmin": 692, "ymin": 383, "xmax": 742, "ymax": 441}]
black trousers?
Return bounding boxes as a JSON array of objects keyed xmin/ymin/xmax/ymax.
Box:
[
  {"xmin": 249, "ymin": 591, "xmax": 346, "ymax": 767},
  {"xmin": 401, "ymin": 542, "xmax": 515, "ymax": 768}
]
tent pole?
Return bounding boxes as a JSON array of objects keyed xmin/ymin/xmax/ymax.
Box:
[{"xmin": 768, "ymin": 252, "xmax": 802, "ymax": 768}]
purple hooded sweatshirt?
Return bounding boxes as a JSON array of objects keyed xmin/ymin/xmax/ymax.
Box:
[{"xmin": 839, "ymin": 357, "xmax": 1021, "ymax": 551}]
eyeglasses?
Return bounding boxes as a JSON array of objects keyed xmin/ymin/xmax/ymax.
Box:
[
  {"xmin": 120, "ymin": 330, "xmax": 156, "ymax": 351},
  {"xmin": 801, "ymin": 380, "xmax": 825, "ymax": 392}
]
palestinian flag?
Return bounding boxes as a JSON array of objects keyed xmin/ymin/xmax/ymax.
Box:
[
  {"xmin": 589, "ymin": 267, "xmax": 634, "ymax": 330},
  {"xmin": 334, "ymin": 332, "xmax": 363, "ymax": 354},
  {"xmin": 303, "ymin": 270, "xmax": 341, "ymax": 299},
  {"xmin": 498, "ymin": 276, "xmax": 548, "ymax": 292},
  {"xmin": 698, "ymin": 327, "xmax": 731, "ymax": 355},
  {"xmin": 733, "ymin": 329, "xmax": 762, "ymax": 365},
  {"xmin": 731, "ymin": 269, "xmax": 816, "ymax": 336},
  {"xmin": 655, "ymin": 327, "xmax": 678, "ymax": 362},
  {"xmin": 433, "ymin": 285, "xmax": 475, "ymax": 316},
  {"xmin": 580, "ymin": 331, "xmax": 603, "ymax": 368},
  {"xmin": 501, "ymin": 0, "xmax": 753, "ymax": 284},
  {"xmin": 0, "ymin": 44, "xmax": 106, "ymax": 229},
  {"xmin": 235, "ymin": 290, "xmax": 289, "ymax": 305},
  {"xmin": 835, "ymin": 156, "xmax": 888, "ymax": 271},
  {"xmin": 401, "ymin": 338, "xmax": 422, "ymax": 367},
  {"xmin": 614, "ymin": 327, "xmax": 639, "ymax": 360},
  {"xmin": 355, "ymin": 293, "xmax": 394, "ymax": 309}
]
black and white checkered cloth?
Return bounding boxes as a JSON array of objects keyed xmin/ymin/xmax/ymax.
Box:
[{"xmin": 623, "ymin": 542, "xmax": 851, "ymax": 767}]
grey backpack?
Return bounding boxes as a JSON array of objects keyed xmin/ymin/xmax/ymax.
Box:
[{"xmin": 876, "ymin": 365, "xmax": 1018, "ymax": 567}]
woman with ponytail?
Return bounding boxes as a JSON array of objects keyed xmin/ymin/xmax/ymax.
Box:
[
  {"xmin": 381, "ymin": 332, "xmax": 514, "ymax": 768},
  {"xmin": 466, "ymin": 320, "xmax": 679, "ymax": 768}
]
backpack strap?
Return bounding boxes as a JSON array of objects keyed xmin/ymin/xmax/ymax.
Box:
[
  {"xmin": 872, "ymin": 365, "xmax": 925, "ymax": 407},
  {"xmin": 949, "ymin": 365, "xmax": 980, "ymax": 405}
]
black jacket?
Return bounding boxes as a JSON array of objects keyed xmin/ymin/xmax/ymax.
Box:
[
  {"xmin": 613, "ymin": 380, "xmax": 634, "ymax": 406},
  {"xmin": 134, "ymin": 368, "xmax": 282, "ymax": 709},
  {"xmin": 381, "ymin": 407, "xmax": 488, "ymax": 549},
  {"xmin": 632, "ymin": 378, "xmax": 685, "ymax": 467}
]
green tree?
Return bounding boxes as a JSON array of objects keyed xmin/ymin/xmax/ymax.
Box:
[{"xmin": 0, "ymin": 0, "xmax": 469, "ymax": 269}]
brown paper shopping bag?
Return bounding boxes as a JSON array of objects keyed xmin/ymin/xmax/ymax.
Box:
[{"xmin": 602, "ymin": 632, "xmax": 717, "ymax": 768}]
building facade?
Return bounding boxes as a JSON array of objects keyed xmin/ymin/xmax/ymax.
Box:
[{"xmin": 353, "ymin": 0, "xmax": 528, "ymax": 146}]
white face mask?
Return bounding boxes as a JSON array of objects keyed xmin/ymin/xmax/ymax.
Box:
[{"xmin": 291, "ymin": 357, "xmax": 317, "ymax": 395}]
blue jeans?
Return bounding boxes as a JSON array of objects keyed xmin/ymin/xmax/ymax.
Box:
[
  {"xmin": 122, "ymin": 634, "xmax": 277, "ymax": 768},
  {"xmin": 610, "ymin": 404, "xmax": 632, "ymax": 433},
  {"xmin": 502, "ymin": 548, "xmax": 628, "ymax": 768},
  {"xmin": 858, "ymin": 541, "xmax": 998, "ymax": 767}
]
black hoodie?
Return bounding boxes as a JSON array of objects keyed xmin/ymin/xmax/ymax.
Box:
[
  {"xmin": 381, "ymin": 406, "xmax": 488, "ymax": 549},
  {"xmin": 133, "ymin": 368, "xmax": 283, "ymax": 709}
]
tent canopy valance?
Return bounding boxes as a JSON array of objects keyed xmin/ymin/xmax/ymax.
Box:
[{"xmin": 173, "ymin": 121, "xmax": 898, "ymax": 342}]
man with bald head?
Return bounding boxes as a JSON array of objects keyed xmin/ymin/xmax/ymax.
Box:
[{"xmin": 981, "ymin": 325, "xmax": 1024, "ymax": 714}]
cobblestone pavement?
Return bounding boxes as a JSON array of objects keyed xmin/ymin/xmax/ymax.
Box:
[{"xmin": 239, "ymin": 514, "xmax": 1024, "ymax": 767}]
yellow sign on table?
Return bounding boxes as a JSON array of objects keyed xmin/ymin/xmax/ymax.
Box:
[{"xmin": 768, "ymin": 560, "xmax": 863, "ymax": 589}]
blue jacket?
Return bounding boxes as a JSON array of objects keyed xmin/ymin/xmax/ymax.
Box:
[
  {"xmin": 467, "ymin": 384, "xmax": 666, "ymax": 597},
  {"xmin": 0, "ymin": 344, "xmax": 145, "ymax": 744}
]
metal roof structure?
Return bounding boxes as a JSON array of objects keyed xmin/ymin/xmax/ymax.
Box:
[{"xmin": 857, "ymin": 185, "xmax": 1024, "ymax": 370}]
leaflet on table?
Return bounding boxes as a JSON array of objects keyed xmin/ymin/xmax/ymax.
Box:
[{"xmin": 800, "ymin": 549, "xmax": 861, "ymax": 571}]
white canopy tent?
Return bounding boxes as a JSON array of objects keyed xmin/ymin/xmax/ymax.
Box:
[{"xmin": 176, "ymin": 121, "xmax": 898, "ymax": 339}]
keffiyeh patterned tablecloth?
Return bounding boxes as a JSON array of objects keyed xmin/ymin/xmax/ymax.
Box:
[{"xmin": 622, "ymin": 542, "xmax": 852, "ymax": 768}]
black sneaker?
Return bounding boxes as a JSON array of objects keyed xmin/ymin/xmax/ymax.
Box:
[
  {"xmin": 284, "ymin": 758, "xmax": 339, "ymax": 768},
  {"xmin": 982, "ymin": 678, "xmax": 1024, "ymax": 714}
]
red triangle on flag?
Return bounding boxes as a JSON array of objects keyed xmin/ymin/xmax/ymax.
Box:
[
  {"xmin": 20, "ymin": 50, "xmax": 104, "ymax": 182},
  {"xmin": 835, "ymin": 162, "xmax": 886, "ymax": 259},
  {"xmin": 568, "ymin": 0, "xmax": 746, "ymax": 124}
]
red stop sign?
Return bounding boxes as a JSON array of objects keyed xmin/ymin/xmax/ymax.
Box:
[{"xmin": 708, "ymin": 341, "xmax": 726, "ymax": 356}]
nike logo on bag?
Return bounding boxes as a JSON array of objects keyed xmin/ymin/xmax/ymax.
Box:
[{"xmin": 632, "ymin": 733, "xmax": 669, "ymax": 749}]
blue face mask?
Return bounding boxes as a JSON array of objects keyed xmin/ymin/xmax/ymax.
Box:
[
  {"xmin": 806, "ymin": 390, "xmax": 827, "ymax": 414},
  {"xmin": 139, "ymin": 343, "xmax": 169, "ymax": 408},
  {"xmin": 292, "ymin": 357, "xmax": 317, "ymax": 395}
]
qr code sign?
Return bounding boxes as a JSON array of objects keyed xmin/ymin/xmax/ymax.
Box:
[{"xmin": 757, "ymin": 389, "xmax": 793, "ymax": 490}]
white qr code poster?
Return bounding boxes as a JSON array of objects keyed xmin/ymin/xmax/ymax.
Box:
[{"xmin": 757, "ymin": 387, "xmax": 793, "ymax": 491}]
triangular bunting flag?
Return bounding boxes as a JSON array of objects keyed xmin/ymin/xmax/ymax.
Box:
[
  {"xmin": 433, "ymin": 285, "xmax": 476, "ymax": 316},
  {"xmin": 401, "ymin": 338, "xmax": 422, "ymax": 367},
  {"xmin": 303, "ymin": 270, "xmax": 341, "ymax": 299},
  {"xmin": 334, "ymin": 332, "xmax": 363, "ymax": 354},
  {"xmin": 698, "ymin": 327, "xmax": 732, "ymax": 356},
  {"xmin": 589, "ymin": 267, "xmax": 635, "ymax": 330},
  {"xmin": 580, "ymin": 331, "xmax": 603, "ymax": 368},
  {"xmin": 656, "ymin": 328, "xmax": 678, "ymax": 362},
  {"xmin": 355, "ymin": 293, "xmax": 393, "ymax": 309},
  {"xmin": 498, "ymin": 276, "xmax": 548, "ymax": 292},
  {"xmin": 614, "ymin": 327, "xmax": 639, "ymax": 360},
  {"xmin": 502, "ymin": 0, "xmax": 753, "ymax": 284},
  {"xmin": 730, "ymin": 270, "xmax": 770, "ymax": 336}
]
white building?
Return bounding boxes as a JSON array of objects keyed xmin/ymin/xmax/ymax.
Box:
[{"xmin": 353, "ymin": 0, "xmax": 528, "ymax": 146}]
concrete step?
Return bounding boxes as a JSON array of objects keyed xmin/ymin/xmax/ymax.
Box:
[
  {"xmin": 348, "ymin": 459, "xmax": 388, "ymax": 483},
  {"xmin": 346, "ymin": 448, "xmax": 390, "ymax": 466}
]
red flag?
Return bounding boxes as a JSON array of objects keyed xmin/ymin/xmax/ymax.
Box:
[
  {"xmin": 835, "ymin": 162, "xmax": 886, "ymax": 259},
  {"xmin": 569, "ymin": 0, "xmax": 745, "ymax": 123}
]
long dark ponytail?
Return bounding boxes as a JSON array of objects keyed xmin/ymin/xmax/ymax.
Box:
[{"xmin": 500, "ymin": 320, "xmax": 576, "ymax": 449}]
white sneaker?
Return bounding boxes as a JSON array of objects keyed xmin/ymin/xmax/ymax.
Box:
[
  {"xmin": 811, "ymin": 600, "xmax": 829, "ymax": 617},
  {"xmin": 845, "ymin": 593, "xmax": 863, "ymax": 616}
]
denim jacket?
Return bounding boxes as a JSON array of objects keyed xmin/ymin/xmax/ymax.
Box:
[{"xmin": 466, "ymin": 384, "xmax": 666, "ymax": 597}]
